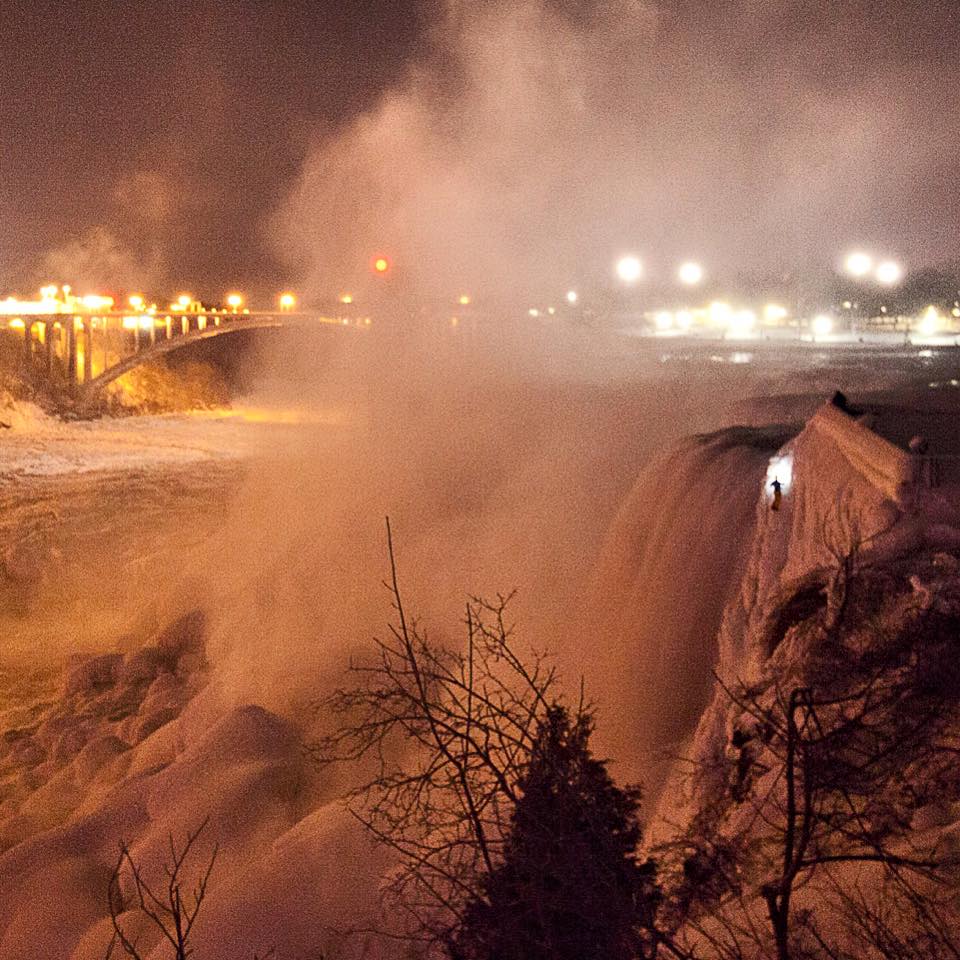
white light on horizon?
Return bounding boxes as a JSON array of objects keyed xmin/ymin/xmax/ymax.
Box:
[
  {"xmin": 708, "ymin": 301, "xmax": 732, "ymax": 326},
  {"xmin": 919, "ymin": 306, "xmax": 941, "ymax": 336},
  {"xmin": 812, "ymin": 315, "xmax": 833, "ymax": 337},
  {"xmin": 728, "ymin": 309, "xmax": 757, "ymax": 338}
]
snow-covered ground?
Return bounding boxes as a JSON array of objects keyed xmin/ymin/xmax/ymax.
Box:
[{"xmin": 0, "ymin": 401, "xmax": 345, "ymax": 479}]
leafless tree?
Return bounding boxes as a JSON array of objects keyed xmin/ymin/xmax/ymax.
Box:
[
  {"xmin": 663, "ymin": 542, "xmax": 960, "ymax": 960},
  {"xmin": 311, "ymin": 518, "xmax": 576, "ymax": 951},
  {"xmin": 105, "ymin": 817, "xmax": 221, "ymax": 960}
]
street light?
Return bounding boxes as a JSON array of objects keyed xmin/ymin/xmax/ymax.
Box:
[
  {"xmin": 226, "ymin": 293, "xmax": 243, "ymax": 313},
  {"xmin": 677, "ymin": 261, "xmax": 703, "ymax": 286},
  {"xmin": 566, "ymin": 290, "xmax": 578, "ymax": 304},
  {"xmin": 875, "ymin": 261, "xmax": 903, "ymax": 286},
  {"xmin": 844, "ymin": 251, "xmax": 873, "ymax": 278},
  {"xmin": 763, "ymin": 303, "xmax": 788, "ymax": 324},
  {"xmin": 919, "ymin": 306, "xmax": 941, "ymax": 336},
  {"xmin": 812, "ymin": 315, "xmax": 833, "ymax": 337},
  {"xmin": 279, "ymin": 292, "xmax": 296, "ymax": 311},
  {"xmin": 616, "ymin": 255, "xmax": 643, "ymax": 284}
]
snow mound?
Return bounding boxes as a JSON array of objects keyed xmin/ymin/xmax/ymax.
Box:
[{"xmin": 0, "ymin": 606, "xmax": 388, "ymax": 960}]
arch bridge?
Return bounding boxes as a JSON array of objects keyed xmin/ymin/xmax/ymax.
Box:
[{"xmin": 8, "ymin": 309, "xmax": 364, "ymax": 400}]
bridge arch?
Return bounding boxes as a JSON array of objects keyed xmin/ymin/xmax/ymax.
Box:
[{"xmin": 74, "ymin": 313, "xmax": 353, "ymax": 401}]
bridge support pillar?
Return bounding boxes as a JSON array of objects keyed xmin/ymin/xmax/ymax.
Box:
[
  {"xmin": 45, "ymin": 321, "xmax": 54, "ymax": 376},
  {"xmin": 66, "ymin": 317, "xmax": 78, "ymax": 385},
  {"xmin": 22, "ymin": 322, "xmax": 33, "ymax": 366},
  {"xmin": 83, "ymin": 320, "xmax": 93, "ymax": 384}
]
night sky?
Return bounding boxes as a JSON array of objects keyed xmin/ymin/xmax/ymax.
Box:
[{"xmin": 1, "ymin": 0, "xmax": 958, "ymax": 301}]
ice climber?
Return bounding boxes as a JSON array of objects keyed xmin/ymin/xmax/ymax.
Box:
[{"xmin": 770, "ymin": 477, "xmax": 782, "ymax": 511}]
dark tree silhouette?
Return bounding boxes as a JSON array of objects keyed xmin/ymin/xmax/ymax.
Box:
[{"xmin": 450, "ymin": 705, "xmax": 661, "ymax": 960}]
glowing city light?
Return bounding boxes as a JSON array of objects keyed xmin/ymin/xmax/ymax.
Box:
[
  {"xmin": 566, "ymin": 290, "xmax": 578, "ymax": 304},
  {"xmin": 728, "ymin": 309, "xmax": 757, "ymax": 338},
  {"xmin": 812, "ymin": 315, "xmax": 834, "ymax": 337},
  {"xmin": 80, "ymin": 294, "xmax": 114, "ymax": 311},
  {"xmin": 0, "ymin": 287, "xmax": 64, "ymax": 315},
  {"xmin": 875, "ymin": 261, "xmax": 903, "ymax": 286},
  {"xmin": 708, "ymin": 301, "xmax": 732, "ymax": 326},
  {"xmin": 654, "ymin": 311, "xmax": 674, "ymax": 331},
  {"xmin": 616, "ymin": 255, "xmax": 643, "ymax": 284},
  {"xmin": 340, "ymin": 294, "xmax": 354, "ymax": 305},
  {"xmin": 763, "ymin": 303, "xmax": 788, "ymax": 323},
  {"xmin": 279, "ymin": 292, "xmax": 296, "ymax": 311},
  {"xmin": 226, "ymin": 293, "xmax": 244, "ymax": 312},
  {"xmin": 844, "ymin": 251, "xmax": 874, "ymax": 277},
  {"xmin": 373, "ymin": 256, "xmax": 391, "ymax": 274},
  {"xmin": 458, "ymin": 294, "xmax": 471, "ymax": 306},
  {"xmin": 919, "ymin": 306, "xmax": 941, "ymax": 336},
  {"xmin": 129, "ymin": 294, "xmax": 145, "ymax": 311},
  {"xmin": 677, "ymin": 262, "xmax": 704, "ymax": 286}
]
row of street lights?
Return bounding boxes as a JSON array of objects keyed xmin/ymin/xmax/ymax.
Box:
[
  {"xmin": 843, "ymin": 251, "xmax": 903, "ymax": 286},
  {"xmin": 609, "ymin": 252, "xmax": 906, "ymax": 289},
  {"xmin": 614, "ymin": 257, "xmax": 705, "ymax": 287},
  {"xmin": 124, "ymin": 291, "xmax": 300, "ymax": 314}
]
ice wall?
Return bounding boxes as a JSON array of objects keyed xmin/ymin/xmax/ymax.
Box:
[
  {"xmin": 583, "ymin": 424, "xmax": 795, "ymax": 784},
  {"xmin": 716, "ymin": 400, "xmax": 917, "ymax": 681}
]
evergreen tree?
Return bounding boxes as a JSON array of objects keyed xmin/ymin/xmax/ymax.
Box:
[{"xmin": 450, "ymin": 705, "xmax": 660, "ymax": 960}]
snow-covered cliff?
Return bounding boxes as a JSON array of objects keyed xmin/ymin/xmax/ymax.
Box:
[{"xmin": 653, "ymin": 397, "xmax": 960, "ymax": 957}]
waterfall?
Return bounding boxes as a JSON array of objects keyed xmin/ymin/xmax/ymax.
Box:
[{"xmin": 581, "ymin": 425, "xmax": 795, "ymax": 787}]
